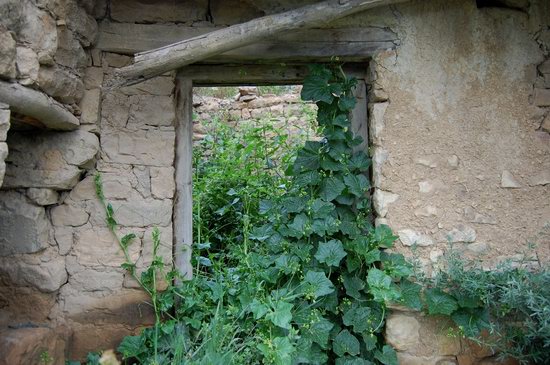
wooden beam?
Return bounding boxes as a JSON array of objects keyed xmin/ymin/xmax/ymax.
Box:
[
  {"xmin": 108, "ymin": 0, "xmax": 407, "ymax": 88},
  {"xmin": 97, "ymin": 22, "xmax": 398, "ymax": 56},
  {"xmin": 0, "ymin": 81, "xmax": 79, "ymax": 130},
  {"xmin": 173, "ymin": 78, "xmax": 194, "ymax": 280}
]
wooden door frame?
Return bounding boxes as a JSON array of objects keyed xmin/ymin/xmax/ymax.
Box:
[{"xmin": 173, "ymin": 63, "xmax": 368, "ymax": 279}]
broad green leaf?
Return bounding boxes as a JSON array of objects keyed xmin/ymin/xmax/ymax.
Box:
[
  {"xmin": 294, "ymin": 338, "xmax": 328, "ymax": 364},
  {"xmin": 425, "ymin": 288, "xmax": 459, "ymax": 315},
  {"xmin": 294, "ymin": 170, "xmax": 321, "ymax": 187},
  {"xmin": 343, "ymin": 274, "xmax": 365, "ymax": 300},
  {"xmin": 249, "ymin": 299, "xmax": 268, "ymax": 319},
  {"xmin": 320, "ymin": 176, "xmax": 345, "ymax": 201},
  {"xmin": 399, "ymin": 280, "xmax": 423, "ymax": 311},
  {"xmin": 367, "ymin": 268, "xmax": 401, "ymax": 302},
  {"xmin": 282, "ymin": 196, "xmax": 308, "ymax": 214},
  {"xmin": 343, "ymin": 304, "xmax": 372, "ymax": 333},
  {"xmin": 284, "ymin": 213, "xmax": 309, "ymax": 239},
  {"xmin": 327, "ymin": 140, "xmax": 351, "ymax": 161},
  {"xmin": 117, "ymin": 335, "xmax": 145, "ymax": 359},
  {"xmin": 340, "ymin": 220, "xmax": 361, "ymax": 238},
  {"xmin": 349, "ymin": 153, "xmax": 372, "ymax": 171},
  {"xmin": 293, "ymin": 142, "xmax": 321, "ymax": 173},
  {"xmin": 120, "ymin": 233, "xmax": 136, "ymax": 248},
  {"xmin": 373, "ymin": 225, "xmax": 398, "ymax": 249},
  {"xmin": 305, "ymin": 271, "xmax": 335, "ymax": 298},
  {"xmin": 451, "ymin": 307, "xmax": 490, "ymax": 338},
  {"xmin": 311, "ymin": 199, "xmax": 335, "ymax": 219},
  {"xmin": 374, "ymin": 345, "xmax": 398, "ymax": 365},
  {"xmin": 344, "ymin": 174, "xmax": 369, "ymax": 197},
  {"xmin": 250, "ymin": 224, "xmax": 273, "ymax": 241},
  {"xmin": 321, "ymin": 156, "xmax": 346, "ymax": 171},
  {"xmin": 333, "ymin": 114, "xmax": 350, "ymax": 127},
  {"xmin": 315, "ymin": 239, "xmax": 347, "ymax": 267},
  {"xmin": 266, "ymin": 301, "xmax": 293, "ymax": 329},
  {"xmin": 380, "ymin": 252, "xmax": 413, "ymax": 279},
  {"xmin": 301, "ymin": 67, "xmax": 334, "ymax": 104},
  {"xmin": 363, "ymin": 249, "xmax": 381, "ymax": 265},
  {"xmin": 362, "ymin": 332, "xmax": 378, "ymax": 351},
  {"xmin": 304, "ymin": 317, "xmax": 334, "ymax": 349},
  {"xmin": 333, "ymin": 330, "xmax": 360, "ymax": 357},
  {"xmin": 338, "ymin": 94, "xmax": 357, "ymax": 111},
  {"xmin": 259, "ymin": 199, "xmax": 274, "ymax": 214}
]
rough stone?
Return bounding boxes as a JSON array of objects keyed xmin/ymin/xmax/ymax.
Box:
[
  {"xmin": 69, "ymin": 267, "xmax": 124, "ymax": 292},
  {"xmin": 42, "ymin": 0, "xmax": 98, "ymax": 46},
  {"xmin": 398, "ymin": 229, "xmax": 434, "ymax": 247},
  {"xmin": 37, "ymin": 66, "xmax": 84, "ymax": 104},
  {"xmin": 210, "ymin": 0, "xmax": 264, "ymax": 24},
  {"xmin": 419, "ymin": 180, "xmax": 446, "ymax": 194},
  {"xmin": 415, "ymin": 155, "xmax": 438, "ymax": 168},
  {"xmin": 83, "ymin": 67, "xmax": 103, "ymax": 89},
  {"xmin": 373, "ymin": 189, "xmax": 399, "ymax": 217},
  {"xmin": 500, "ymin": 170, "xmax": 521, "ymax": 188},
  {"xmin": 464, "ymin": 207, "xmax": 497, "ymax": 225},
  {"xmin": 55, "ymin": 26, "xmax": 87, "ymax": 69},
  {"xmin": 101, "ymin": 127, "xmax": 175, "ymax": 167},
  {"xmin": 465, "ymin": 242, "xmax": 489, "ymax": 255},
  {"xmin": 104, "ymin": 52, "xmax": 131, "ymax": 68},
  {"xmin": 128, "ymin": 95, "xmax": 175, "ymax": 128},
  {"xmin": 533, "ymin": 88, "xmax": 550, "ymax": 107},
  {"xmin": 447, "ymin": 155, "xmax": 459, "ymax": 169},
  {"xmin": 114, "ymin": 199, "xmax": 173, "ymax": 227},
  {"xmin": 79, "ymin": 88, "xmax": 101, "ymax": 125},
  {"xmin": 119, "ymin": 76, "xmax": 174, "ymax": 96},
  {"xmin": 528, "ymin": 170, "xmax": 550, "ymax": 186},
  {"xmin": 54, "ymin": 226, "xmax": 73, "ymax": 255},
  {"xmin": 541, "ymin": 114, "xmax": 550, "ymax": 133},
  {"xmin": 73, "ymin": 226, "xmax": 141, "ymax": 267},
  {"xmin": 110, "ymin": 0, "xmax": 208, "ymax": 23},
  {"xmin": 0, "ymin": 191, "xmax": 50, "ymax": 256},
  {"xmin": 0, "ymin": 327, "xmax": 65, "ymax": 365},
  {"xmin": 385, "ymin": 313, "xmax": 420, "ymax": 351},
  {"xmin": 4, "ymin": 130, "xmax": 99, "ymax": 189},
  {"xmin": 414, "ymin": 205, "xmax": 438, "ymax": 217},
  {"xmin": 0, "ymin": 28, "xmax": 16, "ymax": 79},
  {"xmin": 26, "ymin": 188, "xmax": 59, "ymax": 205},
  {"xmin": 150, "ymin": 166, "xmax": 175, "ymax": 199},
  {"xmin": 369, "ymin": 102, "xmax": 388, "ymax": 146},
  {"xmin": 51, "ymin": 204, "xmax": 89, "ymax": 227},
  {"xmin": 429, "ymin": 249, "xmax": 444, "ymax": 263},
  {"xmin": 372, "ymin": 147, "xmax": 388, "ymax": 188},
  {"xmin": 19, "ymin": 1, "xmax": 58, "ymax": 64},
  {"xmin": 15, "ymin": 46, "xmax": 39, "ymax": 85},
  {"xmin": 397, "ymin": 229, "xmax": 434, "ymax": 246},
  {"xmin": 0, "ymin": 142, "xmax": 7, "ymax": 187},
  {"xmin": 0, "ymin": 254, "xmax": 67, "ymax": 292},
  {"xmin": 446, "ymin": 224, "xmax": 476, "ymax": 243},
  {"xmin": 0, "ymin": 106, "xmax": 10, "ymax": 141}
]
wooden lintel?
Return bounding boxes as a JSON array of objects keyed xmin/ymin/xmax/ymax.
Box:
[{"xmin": 0, "ymin": 81, "xmax": 79, "ymax": 131}]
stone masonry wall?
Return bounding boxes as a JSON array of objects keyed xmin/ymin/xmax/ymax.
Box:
[
  {"xmin": 0, "ymin": 0, "xmax": 548, "ymax": 363},
  {"xmin": 357, "ymin": 0, "xmax": 550, "ymax": 364}
]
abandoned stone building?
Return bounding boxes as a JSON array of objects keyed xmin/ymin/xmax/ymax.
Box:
[{"xmin": 0, "ymin": 0, "xmax": 548, "ymax": 363}]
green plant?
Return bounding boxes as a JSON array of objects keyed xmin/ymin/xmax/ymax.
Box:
[
  {"xmin": 39, "ymin": 351, "xmax": 53, "ymax": 364},
  {"xmin": 417, "ymin": 249, "xmax": 550, "ymax": 364}
]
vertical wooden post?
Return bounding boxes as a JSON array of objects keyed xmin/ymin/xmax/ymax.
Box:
[
  {"xmin": 350, "ymin": 79, "xmax": 368, "ymax": 153},
  {"xmin": 174, "ymin": 76, "xmax": 193, "ymax": 280}
]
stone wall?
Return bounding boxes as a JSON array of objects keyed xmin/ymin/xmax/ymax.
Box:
[{"xmin": 0, "ymin": 0, "xmax": 548, "ymax": 363}]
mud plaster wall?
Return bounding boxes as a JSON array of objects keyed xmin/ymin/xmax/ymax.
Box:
[{"xmin": 0, "ymin": 0, "xmax": 548, "ymax": 363}]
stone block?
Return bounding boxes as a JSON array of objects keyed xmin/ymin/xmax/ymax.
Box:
[
  {"xmin": 110, "ymin": 0, "xmax": 208, "ymax": 23},
  {"xmin": 542, "ymin": 113, "xmax": 550, "ymax": 133},
  {"xmin": 369, "ymin": 102, "xmax": 388, "ymax": 146},
  {"xmin": 119, "ymin": 76, "xmax": 174, "ymax": 96},
  {"xmin": 54, "ymin": 226, "xmax": 73, "ymax": 255},
  {"xmin": 210, "ymin": 0, "xmax": 264, "ymax": 24},
  {"xmin": 37, "ymin": 66, "xmax": 84, "ymax": 104},
  {"xmin": 69, "ymin": 267, "xmax": 124, "ymax": 292},
  {"xmin": 0, "ymin": 191, "xmax": 50, "ymax": 256},
  {"xmin": 42, "ymin": 0, "xmax": 98, "ymax": 47},
  {"xmin": 128, "ymin": 95, "xmax": 175, "ymax": 128},
  {"xmin": 18, "ymin": 1, "xmax": 58, "ymax": 64},
  {"xmin": 373, "ymin": 189, "xmax": 398, "ymax": 217},
  {"xmin": 15, "ymin": 46, "xmax": 39, "ymax": 85},
  {"xmin": 445, "ymin": 224, "xmax": 476, "ymax": 243},
  {"xmin": 151, "ymin": 166, "xmax": 175, "ymax": 199},
  {"xmin": 4, "ymin": 130, "xmax": 99, "ymax": 189},
  {"xmin": 0, "ymin": 142, "xmax": 7, "ymax": 187},
  {"xmin": 55, "ymin": 26, "xmax": 87, "ymax": 69},
  {"xmin": 101, "ymin": 127, "xmax": 175, "ymax": 166},
  {"xmin": 528, "ymin": 170, "xmax": 550, "ymax": 186},
  {"xmin": 51, "ymin": 204, "xmax": 89, "ymax": 227},
  {"xmin": 500, "ymin": 170, "xmax": 521, "ymax": 188},
  {"xmin": 385, "ymin": 313, "xmax": 420, "ymax": 351},
  {"xmin": 0, "ymin": 254, "xmax": 67, "ymax": 292},
  {"xmin": 79, "ymin": 88, "xmax": 101, "ymax": 125},
  {"xmin": 133, "ymin": 165, "xmax": 151, "ymax": 198},
  {"xmin": 73, "ymin": 226, "xmax": 141, "ymax": 267},
  {"xmin": 0, "ymin": 28, "xmax": 16, "ymax": 79},
  {"xmin": 103, "ymin": 52, "xmax": 132, "ymax": 68},
  {"xmin": 533, "ymin": 88, "xmax": 550, "ymax": 107},
  {"xmin": 83, "ymin": 67, "xmax": 103, "ymax": 89},
  {"xmin": 0, "ymin": 327, "xmax": 65, "ymax": 365},
  {"xmin": 26, "ymin": 188, "xmax": 59, "ymax": 205},
  {"xmin": 0, "ymin": 106, "xmax": 10, "ymax": 141},
  {"xmin": 114, "ymin": 199, "xmax": 173, "ymax": 228},
  {"xmin": 398, "ymin": 229, "xmax": 434, "ymax": 247}
]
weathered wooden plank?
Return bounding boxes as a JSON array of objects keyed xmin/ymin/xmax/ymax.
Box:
[
  {"xmin": 107, "ymin": 0, "xmax": 407, "ymax": 87},
  {"xmin": 97, "ymin": 21, "xmax": 398, "ymax": 55},
  {"xmin": 173, "ymin": 78, "xmax": 194, "ymax": 280},
  {"xmin": 0, "ymin": 81, "xmax": 79, "ymax": 130}
]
